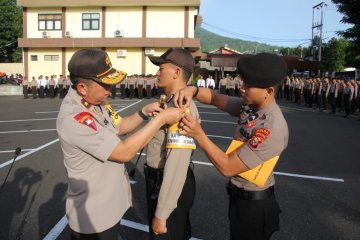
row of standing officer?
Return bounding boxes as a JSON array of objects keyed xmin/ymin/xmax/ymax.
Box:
[
  {"xmin": 114, "ymin": 75, "xmax": 162, "ymax": 99},
  {"xmin": 218, "ymin": 74, "xmax": 243, "ymax": 96},
  {"xmin": 280, "ymin": 76, "xmax": 360, "ymax": 118},
  {"xmin": 21, "ymin": 75, "xmax": 72, "ymax": 99}
]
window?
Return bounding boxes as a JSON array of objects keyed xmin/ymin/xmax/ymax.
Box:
[
  {"xmin": 38, "ymin": 14, "xmax": 62, "ymax": 31},
  {"xmin": 82, "ymin": 13, "xmax": 100, "ymax": 30},
  {"xmin": 44, "ymin": 55, "xmax": 59, "ymax": 61},
  {"xmin": 30, "ymin": 55, "xmax": 38, "ymax": 61}
]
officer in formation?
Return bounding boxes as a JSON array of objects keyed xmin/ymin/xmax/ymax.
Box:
[
  {"xmin": 25, "ymin": 74, "xmax": 71, "ymax": 99},
  {"xmin": 116, "ymin": 74, "xmax": 158, "ymax": 99},
  {"xmin": 173, "ymin": 53, "xmax": 289, "ymax": 240},
  {"xmin": 278, "ymin": 76, "xmax": 360, "ymax": 118},
  {"xmin": 56, "ymin": 49, "xmax": 183, "ymax": 240},
  {"xmin": 216, "ymin": 74, "xmax": 243, "ymax": 96},
  {"xmin": 21, "ymin": 76, "xmax": 29, "ymax": 99},
  {"xmin": 145, "ymin": 48, "xmax": 200, "ymax": 239}
]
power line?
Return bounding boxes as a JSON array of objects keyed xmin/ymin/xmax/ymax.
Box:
[{"xmin": 202, "ymin": 22, "xmax": 310, "ymax": 43}]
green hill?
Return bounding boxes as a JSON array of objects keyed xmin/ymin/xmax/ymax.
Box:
[{"xmin": 194, "ymin": 27, "xmax": 280, "ymax": 53}]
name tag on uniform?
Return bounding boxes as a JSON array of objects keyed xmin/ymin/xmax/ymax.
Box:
[
  {"xmin": 226, "ymin": 139, "xmax": 279, "ymax": 188},
  {"xmin": 166, "ymin": 108, "xmax": 196, "ymax": 150}
]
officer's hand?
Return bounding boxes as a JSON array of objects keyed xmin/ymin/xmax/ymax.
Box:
[
  {"xmin": 160, "ymin": 107, "xmax": 185, "ymax": 125},
  {"xmin": 152, "ymin": 217, "xmax": 167, "ymax": 235},
  {"xmin": 173, "ymin": 86, "xmax": 196, "ymax": 109},
  {"xmin": 179, "ymin": 113, "xmax": 204, "ymax": 139},
  {"xmin": 142, "ymin": 102, "xmax": 164, "ymax": 117}
]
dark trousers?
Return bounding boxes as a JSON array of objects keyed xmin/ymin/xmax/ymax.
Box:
[
  {"xmin": 120, "ymin": 85, "xmax": 127, "ymax": 98},
  {"xmin": 229, "ymin": 88, "xmax": 235, "ymax": 96},
  {"xmin": 220, "ymin": 85, "xmax": 226, "ymax": 94},
  {"xmin": 23, "ymin": 86, "xmax": 28, "ymax": 99},
  {"xmin": 320, "ymin": 91, "xmax": 327, "ymax": 110},
  {"xmin": 32, "ymin": 86, "xmax": 37, "ymax": 98},
  {"xmin": 58, "ymin": 84, "xmax": 64, "ymax": 98},
  {"xmin": 70, "ymin": 223, "xmax": 121, "ymax": 240},
  {"xmin": 344, "ymin": 94, "xmax": 351, "ymax": 117},
  {"xmin": 39, "ymin": 86, "xmax": 45, "ymax": 98},
  {"xmin": 329, "ymin": 93, "xmax": 336, "ymax": 113},
  {"xmin": 146, "ymin": 85, "xmax": 152, "ymax": 99},
  {"xmin": 284, "ymin": 86, "xmax": 289, "ymax": 100},
  {"xmin": 49, "ymin": 85, "xmax": 55, "ymax": 98},
  {"xmin": 144, "ymin": 165, "xmax": 195, "ymax": 240},
  {"xmin": 138, "ymin": 84, "xmax": 144, "ymax": 99},
  {"xmin": 129, "ymin": 84, "xmax": 135, "ymax": 99},
  {"xmin": 111, "ymin": 86, "xmax": 116, "ymax": 99},
  {"xmin": 337, "ymin": 92, "xmax": 343, "ymax": 111},
  {"xmin": 227, "ymin": 183, "xmax": 281, "ymax": 240}
]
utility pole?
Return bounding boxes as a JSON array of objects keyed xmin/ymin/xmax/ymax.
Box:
[{"xmin": 312, "ymin": 2, "xmax": 327, "ymax": 62}]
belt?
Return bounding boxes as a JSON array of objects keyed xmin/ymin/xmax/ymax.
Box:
[{"xmin": 227, "ymin": 182, "xmax": 274, "ymax": 201}]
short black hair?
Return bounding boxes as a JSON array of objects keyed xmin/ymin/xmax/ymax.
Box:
[{"xmin": 182, "ymin": 68, "xmax": 192, "ymax": 82}]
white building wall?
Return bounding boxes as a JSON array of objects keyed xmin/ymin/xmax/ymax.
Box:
[
  {"xmin": 66, "ymin": 7, "xmax": 102, "ymax": 38},
  {"xmin": 188, "ymin": 7, "xmax": 198, "ymax": 38},
  {"xmin": 145, "ymin": 48, "xmax": 168, "ymax": 75},
  {"xmin": 107, "ymin": 48, "xmax": 142, "ymax": 75},
  {"xmin": 146, "ymin": 7, "xmax": 184, "ymax": 38},
  {"xmin": 27, "ymin": 8, "xmax": 62, "ymax": 38},
  {"xmin": 105, "ymin": 7, "xmax": 142, "ymax": 38},
  {"xmin": 28, "ymin": 48, "xmax": 62, "ymax": 78}
]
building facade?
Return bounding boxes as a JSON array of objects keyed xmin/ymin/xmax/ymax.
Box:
[{"xmin": 17, "ymin": 0, "xmax": 201, "ymax": 79}]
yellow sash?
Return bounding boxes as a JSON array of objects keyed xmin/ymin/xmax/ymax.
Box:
[
  {"xmin": 104, "ymin": 102, "xmax": 121, "ymax": 126},
  {"xmin": 226, "ymin": 140, "xmax": 279, "ymax": 188},
  {"xmin": 166, "ymin": 108, "xmax": 196, "ymax": 149}
]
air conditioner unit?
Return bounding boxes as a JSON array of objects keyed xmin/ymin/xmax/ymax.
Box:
[
  {"xmin": 65, "ymin": 31, "xmax": 72, "ymax": 38},
  {"xmin": 117, "ymin": 49, "xmax": 127, "ymax": 58},
  {"xmin": 145, "ymin": 48, "xmax": 155, "ymax": 56},
  {"xmin": 42, "ymin": 31, "xmax": 50, "ymax": 38},
  {"xmin": 114, "ymin": 29, "xmax": 124, "ymax": 37}
]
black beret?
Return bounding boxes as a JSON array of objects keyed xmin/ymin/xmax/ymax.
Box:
[{"xmin": 237, "ymin": 53, "xmax": 287, "ymax": 88}]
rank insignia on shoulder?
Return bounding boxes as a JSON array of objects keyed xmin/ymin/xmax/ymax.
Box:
[
  {"xmin": 248, "ymin": 128, "xmax": 270, "ymax": 149},
  {"xmin": 81, "ymin": 99, "xmax": 91, "ymax": 109},
  {"xmin": 74, "ymin": 112, "xmax": 97, "ymax": 131}
]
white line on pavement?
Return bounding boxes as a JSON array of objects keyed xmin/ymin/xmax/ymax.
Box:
[
  {"xmin": 35, "ymin": 111, "xmax": 59, "ymax": 114},
  {"xmin": 0, "ymin": 149, "xmax": 34, "ymax": 153},
  {"xmin": 273, "ymin": 171, "xmax": 344, "ymax": 182},
  {"xmin": 0, "ymin": 118, "xmax": 56, "ymax": 123},
  {"xmin": 43, "ymin": 215, "xmax": 68, "ymax": 240},
  {"xmin": 116, "ymin": 100, "xmax": 143, "ymax": 113},
  {"xmin": 43, "ymin": 216, "xmax": 202, "ymax": 240},
  {"xmin": 0, "ymin": 139, "xmax": 59, "ymax": 169},
  {"xmin": 206, "ymin": 134, "xmax": 233, "ymax": 139},
  {"xmin": 0, "ymin": 129, "xmax": 56, "ymax": 134},
  {"xmin": 192, "ymin": 161, "xmax": 344, "ymax": 182},
  {"xmin": 201, "ymin": 120, "xmax": 236, "ymax": 124},
  {"xmin": 197, "ymin": 105, "xmax": 217, "ymax": 108},
  {"xmin": 199, "ymin": 112, "xmax": 228, "ymax": 115}
]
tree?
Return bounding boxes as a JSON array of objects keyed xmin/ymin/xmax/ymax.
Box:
[
  {"xmin": 322, "ymin": 38, "xmax": 349, "ymax": 72},
  {"xmin": 0, "ymin": 0, "xmax": 22, "ymax": 63},
  {"xmin": 332, "ymin": 0, "xmax": 360, "ymax": 68}
]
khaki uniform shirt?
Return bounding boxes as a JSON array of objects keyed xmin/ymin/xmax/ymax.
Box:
[
  {"xmin": 56, "ymin": 88, "xmax": 131, "ymax": 233},
  {"xmin": 22, "ymin": 79, "xmax": 29, "ymax": 86},
  {"xmin": 231, "ymin": 101, "xmax": 289, "ymax": 191},
  {"xmin": 219, "ymin": 78, "xmax": 227, "ymax": 87},
  {"xmin": 146, "ymin": 101, "xmax": 200, "ymax": 220},
  {"xmin": 136, "ymin": 77, "xmax": 144, "ymax": 87},
  {"xmin": 227, "ymin": 79, "xmax": 236, "ymax": 89}
]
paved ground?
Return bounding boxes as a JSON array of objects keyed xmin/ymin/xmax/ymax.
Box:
[{"xmin": 0, "ymin": 95, "xmax": 359, "ymax": 240}]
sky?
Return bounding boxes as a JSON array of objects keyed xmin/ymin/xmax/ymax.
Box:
[{"xmin": 199, "ymin": 0, "xmax": 352, "ymax": 48}]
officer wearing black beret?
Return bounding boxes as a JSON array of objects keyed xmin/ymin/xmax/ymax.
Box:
[{"xmin": 173, "ymin": 53, "xmax": 289, "ymax": 240}]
